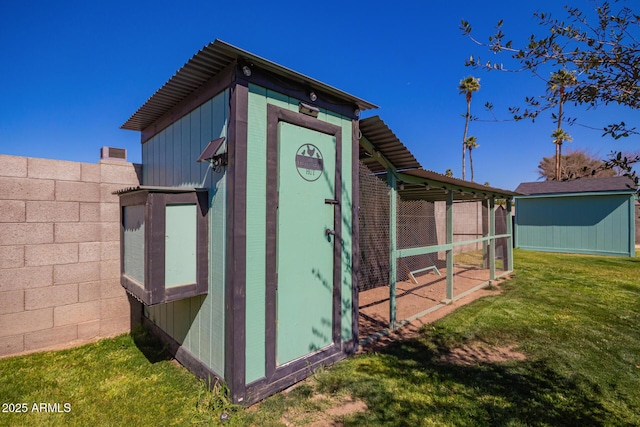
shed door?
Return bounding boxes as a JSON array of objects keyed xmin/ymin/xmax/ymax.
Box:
[{"xmin": 276, "ymin": 121, "xmax": 338, "ymax": 365}]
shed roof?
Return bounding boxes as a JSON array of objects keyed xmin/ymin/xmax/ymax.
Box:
[
  {"xmin": 359, "ymin": 116, "xmax": 422, "ymax": 173},
  {"xmin": 515, "ymin": 176, "xmax": 636, "ymax": 196},
  {"xmin": 358, "ymin": 116, "xmax": 518, "ymax": 201},
  {"xmin": 122, "ymin": 40, "xmax": 377, "ymax": 131},
  {"xmin": 397, "ymin": 169, "xmax": 520, "ymax": 201}
]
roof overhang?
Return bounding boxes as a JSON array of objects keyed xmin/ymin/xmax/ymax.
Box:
[
  {"xmin": 396, "ymin": 169, "xmax": 520, "ymax": 202},
  {"xmin": 359, "ymin": 116, "xmax": 422, "ymax": 173},
  {"xmin": 122, "ymin": 40, "xmax": 377, "ymax": 131},
  {"xmin": 358, "ymin": 116, "xmax": 518, "ymax": 201}
]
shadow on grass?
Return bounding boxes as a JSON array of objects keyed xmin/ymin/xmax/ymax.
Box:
[
  {"xmin": 324, "ymin": 338, "xmax": 609, "ymax": 426},
  {"xmin": 131, "ymin": 326, "xmax": 174, "ymax": 364}
]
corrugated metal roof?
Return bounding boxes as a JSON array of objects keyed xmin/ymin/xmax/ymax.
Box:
[
  {"xmin": 358, "ymin": 116, "xmax": 518, "ymax": 201},
  {"xmin": 113, "ymin": 186, "xmax": 207, "ymax": 195},
  {"xmin": 515, "ymin": 176, "xmax": 636, "ymax": 195},
  {"xmin": 358, "ymin": 116, "xmax": 422, "ymax": 173},
  {"xmin": 398, "ymin": 169, "xmax": 520, "ymax": 201},
  {"xmin": 122, "ymin": 40, "xmax": 377, "ymax": 131}
]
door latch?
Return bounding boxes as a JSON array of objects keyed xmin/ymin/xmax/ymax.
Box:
[{"xmin": 325, "ymin": 228, "xmax": 336, "ymax": 241}]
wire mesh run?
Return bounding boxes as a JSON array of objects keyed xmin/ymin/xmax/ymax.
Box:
[
  {"xmin": 357, "ymin": 161, "xmax": 512, "ymax": 342},
  {"xmin": 358, "ymin": 162, "xmax": 390, "ymax": 292}
]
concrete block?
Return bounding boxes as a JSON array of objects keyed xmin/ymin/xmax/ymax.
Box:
[
  {"xmin": 0, "ymin": 155, "xmax": 27, "ymax": 178},
  {"xmin": 0, "ymin": 266, "xmax": 53, "ymax": 292},
  {"xmin": 26, "ymin": 201, "xmax": 79, "ymax": 223},
  {"xmin": 81, "ymin": 163, "xmax": 101, "ymax": 183},
  {"xmin": 100, "ymin": 183, "xmax": 127, "ymax": 204},
  {"xmin": 25, "ymin": 283, "xmax": 78, "ymax": 310},
  {"xmin": 55, "ymin": 181, "xmax": 100, "ymax": 202},
  {"xmin": 100, "ymin": 259, "xmax": 120, "ymax": 281},
  {"xmin": 53, "ymin": 261, "xmax": 100, "ymax": 285},
  {"xmin": 54, "ymin": 222, "xmax": 101, "ymax": 243},
  {"xmin": 79, "ymin": 203, "xmax": 100, "ymax": 222},
  {"xmin": 100, "ymin": 296, "xmax": 130, "ymax": 320},
  {"xmin": 27, "ymin": 158, "xmax": 81, "ymax": 181},
  {"xmin": 100, "ymin": 203, "xmax": 120, "ymax": 223},
  {"xmin": 77, "ymin": 319, "xmax": 100, "ymax": 339},
  {"xmin": 0, "ymin": 177, "xmax": 54, "ymax": 201},
  {"xmin": 0, "ymin": 335, "xmax": 24, "ymax": 357},
  {"xmin": 0, "ymin": 246, "xmax": 24, "ymax": 268},
  {"xmin": 99, "ymin": 316, "xmax": 132, "ymax": 337},
  {"xmin": 0, "ymin": 290, "xmax": 24, "ymax": 314},
  {"xmin": 0, "ymin": 308, "xmax": 53, "ymax": 337},
  {"xmin": 100, "ymin": 162, "xmax": 141, "ymax": 185},
  {"xmin": 53, "ymin": 301, "xmax": 100, "ymax": 327},
  {"xmin": 101, "ymin": 278, "xmax": 125, "ymax": 299},
  {"xmin": 0, "ymin": 223, "xmax": 53, "ymax": 245},
  {"xmin": 78, "ymin": 281, "xmax": 101, "ymax": 302},
  {"xmin": 25, "ymin": 243, "xmax": 77, "ymax": 266},
  {"xmin": 24, "ymin": 324, "xmax": 78, "ymax": 351},
  {"xmin": 0, "ymin": 200, "xmax": 26, "ymax": 222},
  {"xmin": 79, "ymin": 242, "xmax": 101, "ymax": 262},
  {"xmin": 101, "ymin": 222, "xmax": 119, "ymax": 242},
  {"xmin": 101, "ymin": 241, "xmax": 120, "ymax": 261}
]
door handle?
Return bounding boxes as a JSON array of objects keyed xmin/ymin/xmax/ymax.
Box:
[{"xmin": 325, "ymin": 228, "xmax": 336, "ymax": 237}]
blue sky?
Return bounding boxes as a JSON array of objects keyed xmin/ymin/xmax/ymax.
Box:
[{"xmin": 1, "ymin": 0, "xmax": 637, "ymax": 191}]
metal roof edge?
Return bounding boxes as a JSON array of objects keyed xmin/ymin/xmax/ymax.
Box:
[
  {"xmin": 400, "ymin": 168, "xmax": 520, "ymax": 197},
  {"xmin": 514, "ymin": 189, "xmax": 636, "ymax": 199},
  {"xmin": 122, "ymin": 39, "xmax": 377, "ymax": 131}
]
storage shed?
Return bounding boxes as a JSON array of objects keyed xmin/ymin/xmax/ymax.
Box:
[
  {"xmin": 514, "ymin": 177, "xmax": 636, "ymax": 257},
  {"xmin": 118, "ymin": 40, "xmax": 376, "ymax": 405}
]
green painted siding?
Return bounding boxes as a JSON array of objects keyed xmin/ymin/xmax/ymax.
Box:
[
  {"xmin": 165, "ymin": 204, "xmax": 197, "ymax": 287},
  {"xmin": 245, "ymin": 85, "xmax": 268, "ymax": 384},
  {"xmin": 122, "ymin": 205, "xmax": 145, "ymax": 284},
  {"xmin": 245, "ymin": 84, "xmax": 354, "ymax": 384},
  {"xmin": 515, "ymin": 193, "xmax": 635, "ymax": 257},
  {"xmin": 142, "ymin": 89, "xmax": 229, "ymax": 377}
]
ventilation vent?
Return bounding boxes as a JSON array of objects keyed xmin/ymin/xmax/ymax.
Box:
[{"xmin": 101, "ymin": 146, "xmax": 127, "ymax": 161}]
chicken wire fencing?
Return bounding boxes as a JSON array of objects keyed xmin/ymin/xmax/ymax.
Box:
[
  {"xmin": 357, "ymin": 162, "xmax": 391, "ymax": 293},
  {"xmin": 357, "ymin": 162, "xmax": 511, "ymax": 338}
]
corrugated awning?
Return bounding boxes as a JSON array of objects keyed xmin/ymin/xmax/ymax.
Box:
[
  {"xmin": 359, "ymin": 116, "xmax": 422, "ymax": 173},
  {"xmin": 358, "ymin": 116, "xmax": 519, "ymax": 201},
  {"xmin": 122, "ymin": 40, "xmax": 377, "ymax": 131},
  {"xmin": 113, "ymin": 186, "xmax": 207, "ymax": 196},
  {"xmin": 397, "ymin": 169, "xmax": 520, "ymax": 201}
]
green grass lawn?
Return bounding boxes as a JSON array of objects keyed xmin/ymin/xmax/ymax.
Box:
[{"xmin": 2, "ymin": 250, "xmax": 639, "ymax": 426}]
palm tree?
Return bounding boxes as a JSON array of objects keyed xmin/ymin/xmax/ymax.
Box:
[
  {"xmin": 551, "ymin": 128, "xmax": 573, "ymax": 179},
  {"xmin": 465, "ymin": 136, "xmax": 479, "ymax": 182},
  {"xmin": 458, "ymin": 76, "xmax": 480, "ymax": 181},
  {"xmin": 548, "ymin": 69, "xmax": 577, "ymax": 180}
]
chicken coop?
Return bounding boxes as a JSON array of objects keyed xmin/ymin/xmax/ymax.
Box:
[
  {"xmin": 117, "ymin": 40, "xmax": 518, "ymax": 405},
  {"xmin": 118, "ymin": 40, "xmax": 375, "ymax": 405}
]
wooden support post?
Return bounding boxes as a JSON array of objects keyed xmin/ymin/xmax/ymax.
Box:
[
  {"xmin": 506, "ymin": 198, "xmax": 514, "ymax": 271},
  {"xmin": 445, "ymin": 190, "xmax": 454, "ymax": 302},
  {"xmin": 482, "ymin": 199, "xmax": 489, "ymax": 269},
  {"xmin": 388, "ymin": 171, "xmax": 397, "ymax": 329},
  {"xmin": 489, "ymin": 197, "xmax": 496, "ymax": 280}
]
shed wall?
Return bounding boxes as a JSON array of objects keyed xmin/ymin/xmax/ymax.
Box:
[
  {"xmin": 142, "ymin": 90, "xmax": 229, "ymax": 377},
  {"xmin": 244, "ymin": 84, "xmax": 354, "ymax": 384},
  {"xmin": 515, "ymin": 193, "xmax": 635, "ymax": 257}
]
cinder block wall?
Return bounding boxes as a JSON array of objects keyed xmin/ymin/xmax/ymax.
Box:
[{"xmin": 0, "ymin": 154, "xmax": 142, "ymax": 357}]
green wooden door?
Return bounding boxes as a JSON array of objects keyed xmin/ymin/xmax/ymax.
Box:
[{"xmin": 276, "ymin": 121, "xmax": 337, "ymax": 365}]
